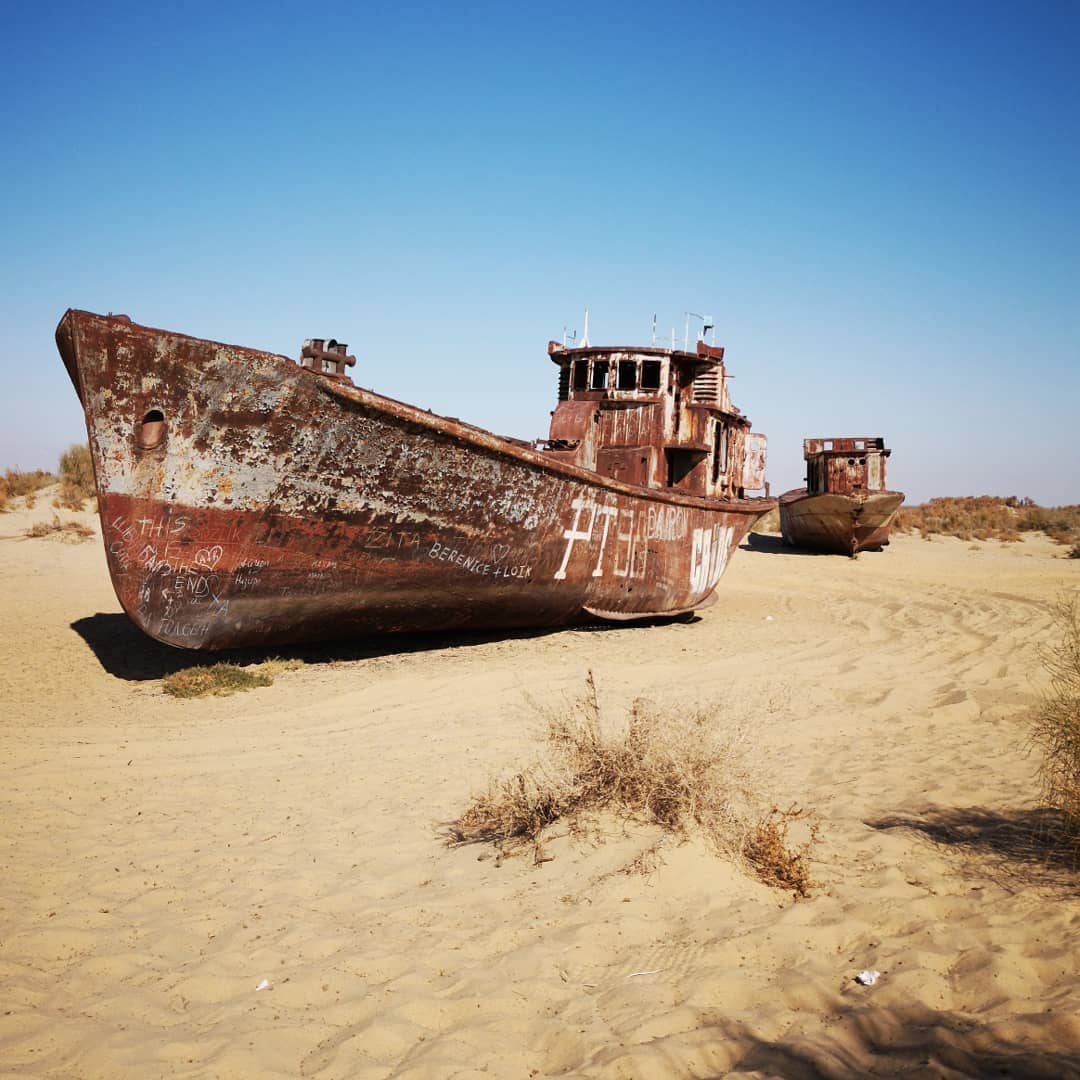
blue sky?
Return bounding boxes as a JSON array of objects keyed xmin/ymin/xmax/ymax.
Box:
[{"xmin": 3, "ymin": 1, "xmax": 1078, "ymax": 503}]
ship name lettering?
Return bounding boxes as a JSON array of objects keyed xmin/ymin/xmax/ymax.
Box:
[
  {"xmin": 555, "ymin": 497, "xmax": 628, "ymax": 580},
  {"xmin": 689, "ymin": 525, "xmax": 735, "ymax": 593},
  {"xmin": 647, "ymin": 506, "xmax": 688, "ymax": 541}
]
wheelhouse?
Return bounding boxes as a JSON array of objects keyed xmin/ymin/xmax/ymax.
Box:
[
  {"xmin": 543, "ymin": 340, "xmax": 768, "ymax": 499},
  {"xmin": 803, "ymin": 437, "xmax": 891, "ymax": 495}
]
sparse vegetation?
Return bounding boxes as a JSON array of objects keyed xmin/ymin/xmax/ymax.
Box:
[
  {"xmin": 742, "ymin": 805, "xmax": 818, "ymax": 898},
  {"xmin": 1030, "ymin": 595, "xmax": 1080, "ymax": 847},
  {"xmin": 53, "ymin": 483, "xmax": 88, "ymax": 511},
  {"xmin": 0, "ymin": 468, "xmax": 56, "ymax": 511},
  {"xmin": 56, "ymin": 444, "xmax": 95, "ymax": 509},
  {"xmin": 446, "ymin": 673, "xmax": 818, "ymax": 895},
  {"xmin": 162, "ymin": 658, "xmax": 302, "ymax": 698},
  {"xmin": 895, "ymin": 496, "xmax": 1080, "ymax": 546},
  {"xmin": 24, "ymin": 515, "xmax": 95, "ymax": 542}
]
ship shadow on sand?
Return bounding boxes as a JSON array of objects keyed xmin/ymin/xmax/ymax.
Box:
[
  {"xmin": 868, "ymin": 804, "xmax": 1080, "ymax": 890},
  {"xmin": 708, "ymin": 1007, "xmax": 1080, "ymax": 1080},
  {"xmin": 70, "ymin": 611, "xmax": 701, "ymax": 682},
  {"xmin": 742, "ymin": 533, "xmax": 834, "ymax": 557}
]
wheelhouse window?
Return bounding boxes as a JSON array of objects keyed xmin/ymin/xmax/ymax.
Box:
[
  {"xmin": 617, "ymin": 360, "xmax": 637, "ymax": 390},
  {"xmin": 572, "ymin": 360, "xmax": 589, "ymax": 391},
  {"xmin": 590, "ymin": 361, "xmax": 609, "ymax": 391},
  {"xmin": 641, "ymin": 360, "xmax": 662, "ymax": 390}
]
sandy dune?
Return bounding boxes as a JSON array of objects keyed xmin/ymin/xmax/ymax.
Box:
[{"xmin": 1, "ymin": 496, "xmax": 1078, "ymax": 1079}]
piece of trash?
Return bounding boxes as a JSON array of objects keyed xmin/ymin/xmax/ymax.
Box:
[
  {"xmin": 255, "ymin": 978, "xmax": 271, "ymax": 991},
  {"xmin": 855, "ymin": 969, "xmax": 880, "ymax": 986},
  {"xmin": 764, "ymin": 615, "xmax": 775, "ymax": 622}
]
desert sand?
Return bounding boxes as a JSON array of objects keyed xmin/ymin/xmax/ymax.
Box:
[{"xmin": 1, "ymin": 495, "xmax": 1078, "ymax": 1079}]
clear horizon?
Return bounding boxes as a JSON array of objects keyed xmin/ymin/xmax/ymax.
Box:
[{"xmin": 3, "ymin": 1, "xmax": 1078, "ymax": 505}]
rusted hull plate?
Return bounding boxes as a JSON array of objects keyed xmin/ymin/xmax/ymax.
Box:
[
  {"xmin": 57, "ymin": 310, "xmax": 774, "ymax": 650},
  {"xmin": 778, "ymin": 489, "xmax": 904, "ymax": 555}
]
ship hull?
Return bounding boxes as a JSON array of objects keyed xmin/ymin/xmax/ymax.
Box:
[
  {"xmin": 778, "ymin": 489, "xmax": 904, "ymax": 555},
  {"xmin": 57, "ymin": 310, "xmax": 774, "ymax": 650}
]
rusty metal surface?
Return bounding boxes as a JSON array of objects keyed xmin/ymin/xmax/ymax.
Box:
[
  {"xmin": 778, "ymin": 436, "xmax": 903, "ymax": 555},
  {"xmin": 57, "ymin": 310, "xmax": 775, "ymax": 649},
  {"xmin": 779, "ymin": 489, "xmax": 905, "ymax": 555},
  {"xmin": 801, "ymin": 436, "xmax": 891, "ymax": 497},
  {"xmin": 545, "ymin": 339, "xmax": 768, "ymax": 500}
]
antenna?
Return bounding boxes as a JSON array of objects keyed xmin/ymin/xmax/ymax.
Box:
[
  {"xmin": 581, "ymin": 307, "xmax": 590, "ymax": 348},
  {"xmin": 562, "ymin": 326, "xmax": 577, "ymax": 347},
  {"xmin": 651, "ymin": 313, "xmax": 657, "ymax": 346},
  {"xmin": 684, "ymin": 311, "xmax": 713, "ymax": 347}
]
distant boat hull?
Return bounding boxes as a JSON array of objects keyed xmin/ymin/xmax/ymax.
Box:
[
  {"xmin": 57, "ymin": 310, "xmax": 774, "ymax": 650},
  {"xmin": 778, "ymin": 489, "xmax": 904, "ymax": 555}
]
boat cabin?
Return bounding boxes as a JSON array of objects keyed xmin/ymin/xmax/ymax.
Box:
[
  {"xmin": 543, "ymin": 340, "xmax": 767, "ymax": 499},
  {"xmin": 803, "ymin": 437, "xmax": 891, "ymax": 496}
]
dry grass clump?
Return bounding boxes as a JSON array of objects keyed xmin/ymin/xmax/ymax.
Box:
[
  {"xmin": 257, "ymin": 657, "xmax": 304, "ymax": 678},
  {"xmin": 0, "ymin": 468, "xmax": 56, "ymax": 511},
  {"xmin": 447, "ymin": 674, "xmax": 817, "ymax": 895},
  {"xmin": 1030, "ymin": 595, "xmax": 1080, "ymax": 845},
  {"xmin": 742, "ymin": 806, "xmax": 819, "ymax": 898},
  {"xmin": 895, "ymin": 496, "xmax": 1080, "ymax": 546},
  {"xmin": 53, "ymin": 483, "xmax": 88, "ymax": 511},
  {"xmin": 24, "ymin": 515, "xmax": 95, "ymax": 542},
  {"xmin": 162, "ymin": 658, "xmax": 302, "ymax": 698}
]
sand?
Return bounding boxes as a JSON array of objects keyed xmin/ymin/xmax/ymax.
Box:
[{"xmin": 1, "ymin": 493, "xmax": 1078, "ymax": 1079}]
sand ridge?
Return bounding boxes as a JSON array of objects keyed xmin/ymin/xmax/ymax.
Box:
[{"xmin": 1, "ymin": 496, "xmax": 1078, "ymax": 1078}]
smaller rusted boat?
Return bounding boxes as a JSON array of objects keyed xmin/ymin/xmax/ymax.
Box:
[{"xmin": 779, "ymin": 437, "xmax": 903, "ymax": 555}]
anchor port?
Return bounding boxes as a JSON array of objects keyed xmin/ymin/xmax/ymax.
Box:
[{"xmin": 136, "ymin": 408, "xmax": 166, "ymax": 450}]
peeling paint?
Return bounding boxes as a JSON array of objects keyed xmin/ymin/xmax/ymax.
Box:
[
  {"xmin": 779, "ymin": 437, "xmax": 904, "ymax": 555},
  {"xmin": 57, "ymin": 310, "xmax": 775, "ymax": 649}
]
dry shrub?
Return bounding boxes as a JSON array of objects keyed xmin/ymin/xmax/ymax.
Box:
[
  {"xmin": 895, "ymin": 496, "xmax": 1080, "ymax": 546},
  {"xmin": 449, "ymin": 769, "xmax": 567, "ymax": 852},
  {"xmin": 53, "ymin": 482, "xmax": 86, "ymax": 511},
  {"xmin": 58, "ymin": 444, "xmax": 95, "ymax": 498},
  {"xmin": 24, "ymin": 516, "xmax": 94, "ymax": 542},
  {"xmin": 258, "ymin": 658, "xmax": 304, "ymax": 678},
  {"xmin": 1030, "ymin": 595, "xmax": 1080, "ymax": 844},
  {"xmin": 447, "ymin": 673, "xmax": 817, "ymax": 895},
  {"xmin": 1, "ymin": 468, "xmax": 55, "ymax": 511},
  {"xmin": 742, "ymin": 806, "xmax": 819, "ymax": 898}
]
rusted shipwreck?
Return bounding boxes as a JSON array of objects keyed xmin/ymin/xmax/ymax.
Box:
[
  {"xmin": 56, "ymin": 310, "xmax": 774, "ymax": 649},
  {"xmin": 779, "ymin": 437, "xmax": 903, "ymax": 555}
]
